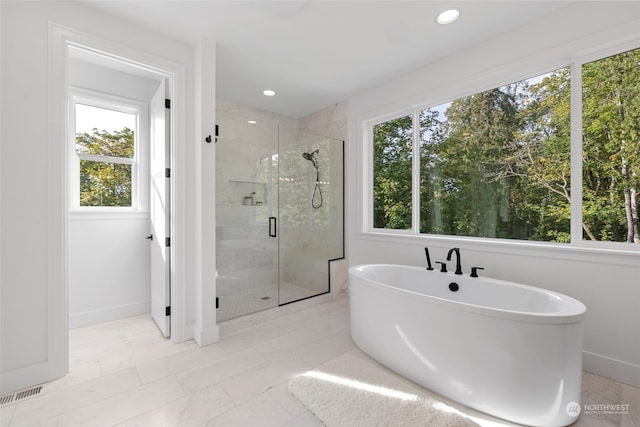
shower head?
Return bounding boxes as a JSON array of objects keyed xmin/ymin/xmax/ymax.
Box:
[
  {"xmin": 302, "ymin": 149, "xmax": 320, "ymax": 182},
  {"xmin": 301, "ymin": 149, "xmax": 322, "ymax": 208},
  {"xmin": 301, "ymin": 149, "xmax": 319, "ymax": 162}
]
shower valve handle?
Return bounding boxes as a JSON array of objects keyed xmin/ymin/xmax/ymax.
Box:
[{"xmin": 269, "ymin": 217, "xmax": 277, "ymax": 237}]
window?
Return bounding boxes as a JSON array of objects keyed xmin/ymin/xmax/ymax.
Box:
[
  {"xmin": 582, "ymin": 49, "xmax": 640, "ymax": 244},
  {"xmin": 369, "ymin": 45, "xmax": 640, "ymax": 246},
  {"xmin": 70, "ymin": 90, "xmax": 147, "ymax": 210},
  {"xmin": 373, "ymin": 115, "xmax": 413, "ymax": 230}
]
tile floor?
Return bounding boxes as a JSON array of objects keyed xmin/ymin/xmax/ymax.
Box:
[
  {"xmin": 216, "ymin": 281, "xmax": 325, "ymax": 322},
  {"xmin": 0, "ymin": 295, "xmax": 638, "ymax": 426}
]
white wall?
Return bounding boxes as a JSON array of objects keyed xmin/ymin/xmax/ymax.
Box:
[
  {"xmin": 192, "ymin": 38, "xmax": 219, "ymax": 346},
  {"xmin": 68, "ymin": 215, "xmax": 150, "ymax": 328},
  {"xmin": 0, "ymin": 1, "xmax": 201, "ymax": 394},
  {"xmin": 68, "ymin": 58, "xmax": 161, "ymax": 102},
  {"xmin": 1, "ymin": 1, "xmax": 51, "ymax": 393},
  {"xmin": 348, "ymin": 3, "xmax": 640, "ymax": 388}
]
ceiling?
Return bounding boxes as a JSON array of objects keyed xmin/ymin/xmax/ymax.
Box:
[{"xmin": 79, "ymin": 1, "xmax": 580, "ymax": 118}]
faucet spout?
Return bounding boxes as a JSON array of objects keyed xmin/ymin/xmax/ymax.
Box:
[{"xmin": 446, "ymin": 247, "xmax": 463, "ymax": 275}]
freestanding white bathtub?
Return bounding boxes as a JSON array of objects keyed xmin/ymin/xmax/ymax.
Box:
[{"xmin": 349, "ymin": 263, "xmax": 586, "ymax": 427}]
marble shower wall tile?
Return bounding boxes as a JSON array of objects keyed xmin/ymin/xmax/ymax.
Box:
[
  {"xmin": 330, "ymin": 258, "xmax": 349, "ymax": 296},
  {"xmin": 298, "ymin": 101, "xmax": 348, "ymax": 142}
]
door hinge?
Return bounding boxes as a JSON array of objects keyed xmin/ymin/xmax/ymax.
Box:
[
  {"xmin": 215, "ymin": 124, "xmax": 219, "ymax": 137},
  {"xmin": 216, "ymin": 297, "xmax": 219, "ymax": 309},
  {"xmin": 165, "ymin": 237, "xmax": 170, "ymax": 247},
  {"xmin": 165, "ymin": 99, "xmax": 171, "ymax": 109},
  {"xmin": 165, "ymin": 168, "xmax": 171, "ymax": 178},
  {"xmin": 165, "ymin": 306, "xmax": 171, "ymax": 316}
]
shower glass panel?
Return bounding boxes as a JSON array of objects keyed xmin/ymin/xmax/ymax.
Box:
[
  {"xmin": 278, "ymin": 130, "xmax": 344, "ymax": 305},
  {"xmin": 215, "ymin": 110, "xmax": 344, "ymax": 321},
  {"xmin": 215, "ymin": 111, "xmax": 279, "ymax": 321}
]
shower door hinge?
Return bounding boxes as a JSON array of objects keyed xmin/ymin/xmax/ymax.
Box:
[
  {"xmin": 165, "ymin": 237, "xmax": 171, "ymax": 247},
  {"xmin": 165, "ymin": 168, "xmax": 171, "ymax": 178},
  {"xmin": 216, "ymin": 297, "xmax": 219, "ymax": 309},
  {"xmin": 165, "ymin": 99, "xmax": 171, "ymax": 109},
  {"xmin": 165, "ymin": 306, "xmax": 171, "ymax": 316}
]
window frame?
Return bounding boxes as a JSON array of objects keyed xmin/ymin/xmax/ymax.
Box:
[
  {"xmin": 366, "ymin": 109, "xmax": 418, "ymax": 235},
  {"xmin": 364, "ymin": 41, "xmax": 640, "ymax": 252},
  {"xmin": 69, "ymin": 88, "xmax": 149, "ymax": 212}
]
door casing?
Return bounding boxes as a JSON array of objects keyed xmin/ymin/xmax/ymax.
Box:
[{"xmin": 48, "ymin": 24, "xmax": 189, "ymax": 386}]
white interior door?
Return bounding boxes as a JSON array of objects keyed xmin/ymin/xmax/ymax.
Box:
[{"xmin": 150, "ymin": 80, "xmax": 171, "ymax": 337}]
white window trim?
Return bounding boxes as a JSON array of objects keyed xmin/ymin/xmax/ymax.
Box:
[
  {"xmin": 69, "ymin": 87, "xmax": 149, "ymax": 213},
  {"xmin": 367, "ymin": 109, "xmax": 416, "ymax": 233},
  {"xmin": 363, "ymin": 41, "xmax": 640, "ymax": 255}
]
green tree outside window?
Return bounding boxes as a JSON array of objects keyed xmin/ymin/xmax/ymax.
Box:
[{"xmin": 76, "ymin": 127, "xmax": 134, "ymax": 207}]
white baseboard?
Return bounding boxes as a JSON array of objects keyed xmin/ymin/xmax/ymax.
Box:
[
  {"xmin": 69, "ymin": 301, "xmax": 150, "ymax": 329},
  {"xmin": 193, "ymin": 324, "xmax": 220, "ymax": 346},
  {"xmin": 583, "ymin": 351, "xmax": 640, "ymax": 388},
  {"xmin": 0, "ymin": 361, "xmax": 49, "ymax": 395},
  {"xmin": 176, "ymin": 322, "xmax": 194, "ymax": 343}
]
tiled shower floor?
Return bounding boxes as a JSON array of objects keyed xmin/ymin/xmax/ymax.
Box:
[
  {"xmin": 1, "ymin": 296, "xmax": 638, "ymax": 426},
  {"xmin": 216, "ymin": 281, "xmax": 325, "ymax": 322}
]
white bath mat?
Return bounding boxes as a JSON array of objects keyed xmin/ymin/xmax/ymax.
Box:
[{"xmin": 288, "ymin": 353, "xmax": 480, "ymax": 427}]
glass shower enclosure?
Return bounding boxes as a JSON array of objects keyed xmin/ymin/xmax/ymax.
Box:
[{"xmin": 215, "ymin": 110, "xmax": 344, "ymax": 321}]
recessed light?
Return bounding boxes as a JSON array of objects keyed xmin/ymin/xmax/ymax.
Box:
[
  {"xmin": 248, "ymin": 120, "xmax": 257, "ymax": 124},
  {"xmin": 262, "ymin": 89, "xmax": 276, "ymax": 97},
  {"xmin": 437, "ymin": 9, "xmax": 459, "ymax": 25}
]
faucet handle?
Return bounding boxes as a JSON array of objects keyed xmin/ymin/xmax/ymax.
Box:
[
  {"xmin": 424, "ymin": 247, "xmax": 434, "ymax": 270},
  {"xmin": 435, "ymin": 261, "xmax": 447, "ymax": 273},
  {"xmin": 470, "ymin": 266, "xmax": 484, "ymax": 278}
]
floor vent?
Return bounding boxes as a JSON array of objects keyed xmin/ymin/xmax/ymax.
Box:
[
  {"xmin": 0, "ymin": 394, "xmax": 14, "ymax": 406},
  {"xmin": 0, "ymin": 385, "xmax": 43, "ymax": 407}
]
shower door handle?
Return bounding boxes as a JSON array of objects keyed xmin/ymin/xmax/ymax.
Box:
[{"xmin": 269, "ymin": 217, "xmax": 277, "ymax": 237}]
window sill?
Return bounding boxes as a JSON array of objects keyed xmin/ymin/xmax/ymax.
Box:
[
  {"xmin": 355, "ymin": 230, "xmax": 640, "ymax": 262},
  {"xmin": 69, "ymin": 210, "xmax": 150, "ymax": 221}
]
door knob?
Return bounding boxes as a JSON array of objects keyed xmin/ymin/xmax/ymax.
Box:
[{"xmin": 146, "ymin": 234, "xmax": 154, "ymax": 241}]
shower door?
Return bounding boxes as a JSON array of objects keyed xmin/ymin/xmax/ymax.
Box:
[
  {"xmin": 215, "ymin": 109, "xmax": 344, "ymax": 321},
  {"xmin": 215, "ymin": 111, "xmax": 279, "ymax": 321},
  {"xmin": 278, "ymin": 131, "xmax": 343, "ymax": 305}
]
